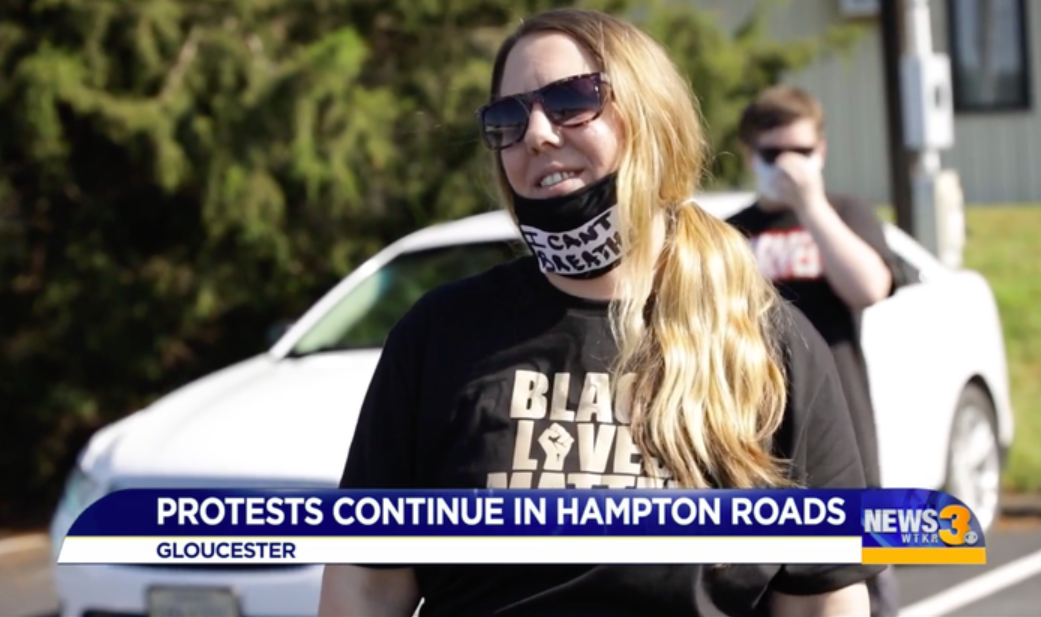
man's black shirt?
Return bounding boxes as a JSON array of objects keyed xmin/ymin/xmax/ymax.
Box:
[{"xmin": 727, "ymin": 194, "xmax": 898, "ymax": 489}]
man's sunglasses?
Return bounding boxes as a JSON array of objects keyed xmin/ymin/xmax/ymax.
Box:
[
  {"xmin": 756, "ymin": 146, "xmax": 818, "ymax": 164},
  {"xmin": 477, "ymin": 72, "xmax": 611, "ymax": 150}
]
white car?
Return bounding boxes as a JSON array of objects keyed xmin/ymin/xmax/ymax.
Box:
[{"xmin": 49, "ymin": 191, "xmax": 1013, "ymax": 617}]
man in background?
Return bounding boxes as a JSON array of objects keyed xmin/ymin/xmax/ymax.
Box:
[{"xmin": 725, "ymin": 85, "xmax": 901, "ymax": 617}]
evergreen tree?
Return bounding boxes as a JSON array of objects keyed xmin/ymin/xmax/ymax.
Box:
[{"xmin": 0, "ymin": 0, "xmax": 861, "ymax": 522}]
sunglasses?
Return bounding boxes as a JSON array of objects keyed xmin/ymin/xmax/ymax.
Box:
[
  {"xmin": 756, "ymin": 146, "xmax": 818, "ymax": 164},
  {"xmin": 477, "ymin": 72, "xmax": 611, "ymax": 150}
]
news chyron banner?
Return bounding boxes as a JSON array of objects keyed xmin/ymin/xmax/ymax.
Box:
[{"xmin": 55, "ymin": 488, "xmax": 986, "ymax": 566}]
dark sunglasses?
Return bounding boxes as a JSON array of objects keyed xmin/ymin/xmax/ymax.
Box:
[
  {"xmin": 756, "ymin": 145, "xmax": 818, "ymax": 164},
  {"xmin": 477, "ymin": 72, "xmax": 611, "ymax": 150}
]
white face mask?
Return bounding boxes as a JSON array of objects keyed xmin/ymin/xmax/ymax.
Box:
[
  {"xmin": 752, "ymin": 154, "xmax": 781, "ymax": 202},
  {"xmin": 752, "ymin": 152, "xmax": 824, "ymax": 202}
]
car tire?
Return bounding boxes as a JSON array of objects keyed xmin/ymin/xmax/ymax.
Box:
[{"xmin": 943, "ymin": 383, "xmax": 1002, "ymax": 534}]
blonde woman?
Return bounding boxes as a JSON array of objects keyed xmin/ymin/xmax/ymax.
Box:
[{"xmin": 320, "ymin": 8, "xmax": 882, "ymax": 617}]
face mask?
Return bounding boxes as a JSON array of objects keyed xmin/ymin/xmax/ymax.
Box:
[
  {"xmin": 511, "ymin": 173, "xmax": 623, "ymax": 279},
  {"xmin": 752, "ymin": 154, "xmax": 781, "ymax": 202}
]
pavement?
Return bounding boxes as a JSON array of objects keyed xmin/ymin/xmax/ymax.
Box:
[
  {"xmin": 897, "ymin": 517, "xmax": 1041, "ymax": 616},
  {"xmin": 0, "ymin": 534, "xmax": 56, "ymax": 617},
  {"xmin": 4, "ymin": 518, "xmax": 1041, "ymax": 616}
]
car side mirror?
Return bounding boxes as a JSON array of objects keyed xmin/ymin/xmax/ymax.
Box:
[{"xmin": 266, "ymin": 320, "xmax": 295, "ymax": 347}]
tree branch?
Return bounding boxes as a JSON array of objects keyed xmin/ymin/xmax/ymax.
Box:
[{"xmin": 159, "ymin": 26, "xmax": 201, "ymax": 101}]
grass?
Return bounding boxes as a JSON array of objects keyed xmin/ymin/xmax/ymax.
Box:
[
  {"xmin": 961, "ymin": 207, "xmax": 1041, "ymax": 492},
  {"xmin": 877, "ymin": 205, "xmax": 1041, "ymax": 492}
]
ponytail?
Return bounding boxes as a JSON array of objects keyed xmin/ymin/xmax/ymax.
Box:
[{"xmin": 612, "ymin": 203, "xmax": 794, "ymax": 489}]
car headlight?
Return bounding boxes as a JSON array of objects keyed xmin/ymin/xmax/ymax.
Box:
[
  {"xmin": 57, "ymin": 464, "xmax": 108, "ymax": 517},
  {"xmin": 50, "ymin": 462, "xmax": 110, "ymax": 561}
]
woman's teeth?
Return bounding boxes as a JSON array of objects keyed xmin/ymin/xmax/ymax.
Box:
[{"xmin": 539, "ymin": 171, "xmax": 577, "ymax": 188}]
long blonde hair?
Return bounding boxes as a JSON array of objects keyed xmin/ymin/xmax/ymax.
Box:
[{"xmin": 488, "ymin": 9, "xmax": 793, "ymax": 489}]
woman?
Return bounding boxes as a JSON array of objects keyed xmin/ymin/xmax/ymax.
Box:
[{"xmin": 319, "ymin": 8, "xmax": 882, "ymax": 616}]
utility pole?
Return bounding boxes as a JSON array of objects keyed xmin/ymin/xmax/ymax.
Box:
[
  {"xmin": 879, "ymin": 0, "xmax": 964, "ymax": 268},
  {"xmin": 880, "ymin": 0, "xmax": 914, "ymax": 235}
]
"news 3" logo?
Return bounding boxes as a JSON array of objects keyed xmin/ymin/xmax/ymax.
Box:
[{"xmin": 863, "ymin": 505, "xmax": 979, "ymax": 547}]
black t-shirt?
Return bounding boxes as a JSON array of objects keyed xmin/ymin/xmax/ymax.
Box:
[
  {"xmin": 339, "ymin": 255, "xmax": 884, "ymax": 616},
  {"xmin": 726, "ymin": 194, "xmax": 898, "ymax": 489}
]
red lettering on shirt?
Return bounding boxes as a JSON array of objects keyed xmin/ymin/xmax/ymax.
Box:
[{"xmin": 749, "ymin": 228, "xmax": 823, "ymax": 282}]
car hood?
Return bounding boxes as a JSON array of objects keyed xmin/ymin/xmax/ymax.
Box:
[{"xmin": 96, "ymin": 351, "xmax": 382, "ymax": 489}]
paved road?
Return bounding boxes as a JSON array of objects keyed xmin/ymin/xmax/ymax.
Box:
[
  {"xmin": 4, "ymin": 524, "xmax": 1041, "ymax": 617},
  {"xmin": 897, "ymin": 520, "xmax": 1041, "ymax": 616},
  {"xmin": 0, "ymin": 535, "xmax": 58, "ymax": 617}
]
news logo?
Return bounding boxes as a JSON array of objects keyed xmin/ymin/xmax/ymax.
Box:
[
  {"xmin": 860, "ymin": 491, "xmax": 986, "ymax": 564},
  {"xmin": 940, "ymin": 505, "xmax": 980, "ymax": 547},
  {"xmin": 864, "ymin": 504, "xmax": 977, "ymax": 546}
]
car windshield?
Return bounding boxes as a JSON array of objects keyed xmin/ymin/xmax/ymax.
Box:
[{"xmin": 288, "ymin": 241, "xmax": 525, "ymax": 356}]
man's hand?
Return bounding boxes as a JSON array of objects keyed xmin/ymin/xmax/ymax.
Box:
[{"xmin": 771, "ymin": 151, "xmax": 826, "ymax": 211}]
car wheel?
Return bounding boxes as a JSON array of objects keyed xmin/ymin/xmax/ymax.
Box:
[{"xmin": 944, "ymin": 383, "xmax": 1002, "ymax": 533}]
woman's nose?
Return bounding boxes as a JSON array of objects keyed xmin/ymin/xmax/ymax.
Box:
[{"xmin": 523, "ymin": 103, "xmax": 563, "ymax": 151}]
